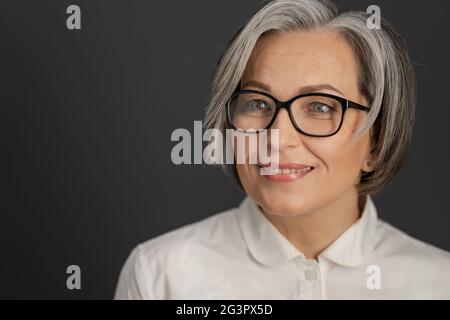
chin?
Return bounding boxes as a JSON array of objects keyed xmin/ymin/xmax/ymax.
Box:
[{"xmin": 251, "ymin": 188, "xmax": 312, "ymax": 218}]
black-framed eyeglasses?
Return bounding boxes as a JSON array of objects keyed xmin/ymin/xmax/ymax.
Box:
[{"xmin": 226, "ymin": 89, "xmax": 370, "ymax": 137}]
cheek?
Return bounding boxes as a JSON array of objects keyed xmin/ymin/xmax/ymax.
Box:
[
  {"xmin": 233, "ymin": 136, "xmax": 257, "ymax": 191},
  {"xmin": 317, "ymin": 112, "xmax": 370, "ymax": 179},
  {"xmin": 309, "ymin": 135, "xmax": 369, "ymax": 187},
  {"xmin": 236, "ymin": 163, "xmax": 250, "ymax": 182}
]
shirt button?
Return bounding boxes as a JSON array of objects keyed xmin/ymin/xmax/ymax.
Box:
[{"xmin": 304, "ymin": 269, "xmax": 317, "ymax": 281}]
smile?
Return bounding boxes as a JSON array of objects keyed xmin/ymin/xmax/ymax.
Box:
[{"xmin": 257, "ymin": 163, "xmax": 315, "ymax": 182}]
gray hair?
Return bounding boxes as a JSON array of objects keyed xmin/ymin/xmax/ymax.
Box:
[{"xmin": 204, "ymin": 0, "xmax": 416, "ymax": 195}]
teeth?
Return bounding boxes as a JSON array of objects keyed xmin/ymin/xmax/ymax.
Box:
[{"xmin": 261, "ymin": 166, "xmax": 313, "ymax": 175}]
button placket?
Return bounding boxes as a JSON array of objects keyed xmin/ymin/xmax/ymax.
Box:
[
  {"xmin": 304, "ymin": 268, "xmax": 318, "ymax": 281},
  {"xmin": 301, "ymin": 259, "xmax": 322, "ymax": 299}
]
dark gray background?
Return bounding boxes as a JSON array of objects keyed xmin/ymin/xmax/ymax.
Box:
[{"xmin": 1, "ymin": 0, "xmax": 449, "ymax": 299}]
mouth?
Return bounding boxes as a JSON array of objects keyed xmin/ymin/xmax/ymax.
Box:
[{"xmin": 257, "ymin": 162, "xmax": 315, "ymax": 182}]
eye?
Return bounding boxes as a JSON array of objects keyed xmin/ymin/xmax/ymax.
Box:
[
  {"xmin": 244, "ymin": 99, "xmax": 272, "ymax": 111},
  {"xmin": 307, "ymin": 102, "xmax": 335, "ymax": 113}
]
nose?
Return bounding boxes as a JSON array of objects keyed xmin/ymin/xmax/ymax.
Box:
[{"xmin": 269, "ymin": 108, "xmax": 303, "ymax": 152}]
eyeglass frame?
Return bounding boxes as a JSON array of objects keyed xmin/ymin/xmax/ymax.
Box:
[{"xmin": 226, "ymin": 89, "xmax": 370, "ymax": 137}]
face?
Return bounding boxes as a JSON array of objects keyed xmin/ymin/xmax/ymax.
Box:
[{"xmin": 235, "ymin": 30, "xmax": 373, "ymax": 217}]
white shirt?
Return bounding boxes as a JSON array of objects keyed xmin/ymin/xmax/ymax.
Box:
[{"xmin": 114, "ymin": 195, "xmax": 450, "ymax": 299}]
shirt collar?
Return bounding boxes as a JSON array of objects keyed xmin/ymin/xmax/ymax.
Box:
[{"xmin": 237, "ymin": 195, "xmax": 378, "ymax": 267}]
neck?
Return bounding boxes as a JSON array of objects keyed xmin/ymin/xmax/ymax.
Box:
[{"xmin": 260, "ymin": 189, "xmax": 366, "ymax": 260}]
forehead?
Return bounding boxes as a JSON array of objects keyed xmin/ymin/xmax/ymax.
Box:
[{"xmin": 242, "ymin": 30, "xmax": 360, "ymax": 96}]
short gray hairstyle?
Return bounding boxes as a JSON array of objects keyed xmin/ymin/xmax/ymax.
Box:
[{"xmin": 204, "ymin": 0, "xmax": 416, "ymax": 196}]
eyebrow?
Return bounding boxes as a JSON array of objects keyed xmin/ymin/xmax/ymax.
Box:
[{"xmin": 240, "ymin": 80, "xmax": 345, "ymax": 96}]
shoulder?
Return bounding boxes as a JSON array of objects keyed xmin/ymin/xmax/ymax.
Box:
[
  {"xmin": 138, "ymin": 205, "xmax": 242, "ymax": 261},
  {"xmin": 376, "ymin": 219, "xmax": 450, "ymax": 265},
  {"xmin": 114, "ymin": 205, "xmax": 242, "ymax": 299},
  {"xmin": 374, "ymin": 219, "xmax": 450, "ymax": 296}
]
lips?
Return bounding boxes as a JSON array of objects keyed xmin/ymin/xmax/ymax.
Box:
[{"xmin": 257, "ymin": 162, "xmax": 315, "ymax": 181}]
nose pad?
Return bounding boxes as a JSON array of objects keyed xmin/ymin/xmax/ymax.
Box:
[
  {"xmin": 270, "ymin": 108, "xmax": 296, "ymax": 132},
  {"xmin": 269, "ymin": 108, "xmax": 302, "ymax": 151}
]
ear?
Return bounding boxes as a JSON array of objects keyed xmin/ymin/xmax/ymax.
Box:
[
  {"xmin": 362, "ymin": 159, "xmax": 374, "ymax": 173},
  {"xmin": 362, "ymin": 147, "xmax": 377, "ymax": 173},
  {"xmin": 362, "ymin": 129, "xmax": 377, "ymax": 173}
]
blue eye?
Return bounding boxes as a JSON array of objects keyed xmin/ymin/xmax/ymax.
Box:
[
  {"xmin": 245, "ymin": 99, "xmax": 271, "ymax": 111},
  {"xmin": 308, "ymin": 102, "xmax": 334, "ymax": 113}
]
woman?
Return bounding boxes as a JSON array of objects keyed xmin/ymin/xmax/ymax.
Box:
[{"xmin": 115, "ymin": 0, "xmax": 450, "ymax": 299}]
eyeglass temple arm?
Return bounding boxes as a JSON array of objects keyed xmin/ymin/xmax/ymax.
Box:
[{"xmin": 348, "ymin": 101, "xmax": 370, "ymax": 111}]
